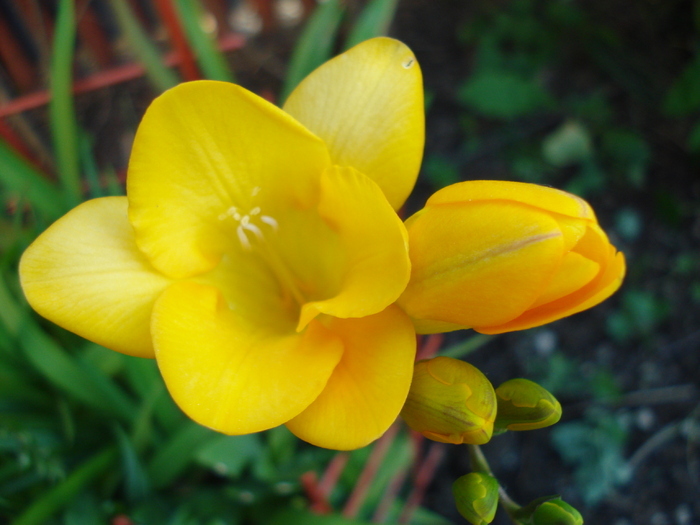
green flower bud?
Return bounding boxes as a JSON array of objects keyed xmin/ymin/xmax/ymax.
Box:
[
  {"xmin": 452, "ymin": 472, "xmax": 499, "ymax": 525},
  {"xmin": 400, "ymin": 357, "xmax": 496, "ymax": 444},
  {"xmin": 494, "ymin": 378, "xmax": 562, "ymax": 431},
  {"xmin": 530, "ymin": 498, "xmax": 583, "ymax": 525}
]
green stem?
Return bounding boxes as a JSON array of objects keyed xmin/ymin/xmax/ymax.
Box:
[{"xmin": 467, "ymin": 444, "xmax": 522, "ymax": 522}]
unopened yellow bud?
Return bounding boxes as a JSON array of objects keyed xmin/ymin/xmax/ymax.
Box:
[
  {"xmin": 452, "ymin": 472, "xmax": 499, "ymax": 525},
  {"xmin": 494, "ymin": 378, "xmax": 562, "ymax": 431},
  {"xmin": 398, "ymin": 180, "xmax": 625, "ymax": 335},
  {"xmin": 400, "ymin": 357, "xmax": 496, "ymax": 444}
]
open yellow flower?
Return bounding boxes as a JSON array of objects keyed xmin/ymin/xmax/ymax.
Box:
[
  {"xmin": 398, "ymin": 180, "xmax": 625, "ymax": 334},
  {"xmin": 19, "ymin": 38, "xmax": 425, "ymax": 450}
]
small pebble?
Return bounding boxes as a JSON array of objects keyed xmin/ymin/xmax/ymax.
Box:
[
  {"xmin": 651, "ymin": 511, "xmax": 670, "ymax": 525},
  {"xmin": 533, "ymin": 330, "xmax": 557, "ymax": 356},
  {"xmin": 636, "ymin": 407, "xmax": 656, "ymax": 431},
  {"xmin": 675, "ymin": 504, "xmax": 692, "ymax": 525}
]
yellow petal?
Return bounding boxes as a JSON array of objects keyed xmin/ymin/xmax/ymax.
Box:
[
  {"xmin": 399, "ymin": 202, "xmax": 565, "ymax": 327},
  {"xmin": 476, "ymin": 228, "xmax": 626, "ymax": 334},
  {"xmin": 298, "ymin": 166, "xmax": 411, "ymax": 329},
  {"xmin": 152, "ymin": 281, "xmax": 344, "ymax": 434},
  {"xmin": 127, "ymin": 80, "xmax": 331, "ymax": 279},
  {"xmin": 528, "ymin": 251, "xmax": 600, "ymax": 309},
  {"xmin": 283, "ymin": 37, "xmax": 424, "ymax": 210},
  {"xmin": 19, "ymin": 197, "xmax": 170, "ymax": 357},
  {"xmin": 426, "ymin": 180, "xmax": 596, "ymax": 221},
  {"xmin": 286, "ymin": 306, "xmax": 416, "ymax": 450}
]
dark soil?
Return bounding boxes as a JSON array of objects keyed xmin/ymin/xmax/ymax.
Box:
[{"xmin": 391, "ymin": 0, "xmax": 700, "ymax": 524}]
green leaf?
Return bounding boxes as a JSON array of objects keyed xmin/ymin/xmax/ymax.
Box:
[
  {"xmin": 345, "ymin": 0, "xmax": 399, "ymax": 49},
  {"xmin": 107, "ymin": 0, "xmax": 180, "ymax": 92},
  {"xmin": 459, "ymin": 69, "xmax": 553, "ymax": 119},
  {"xmin": 115, "ymin": 426, "xmax": 150, "ymax": 502},
  {"xmin": 175, "ymin": 0, "xmax": 235, "ymax": 82},
  {"xmin": 0, "ymin": 140, "xmax": 64, "ymax": 220},
  {"xmin": 268, "ymin": 510, "xmax": 373, "ymax": 525},
  {"xmin": 195, "ymin": 434, "xmax": 262, "ymax": 478},
  {"xmin": 49, "ymin": 0, "xmax": 82, "ymax": 207},
  {"xmin": 147, "ymin": 422, "xmax": 215, "ymax": 488},
  {"xmin": 664, "ymin": 52, "xmax": 700, "ymax": 116},
  {"xmin": 688, "ymin": 120, "xmax": 700, "ymax": 153},
  {"xmin": 18, "ymin": 322, "xmax": 136, "ymax": 422},
  {"xmin": 12, "ymin": 448, "xmax": 117, "ymax": 525},
  {"xmin": 281, "ymin": 0, "xmax": 345, "ymax": 102}
]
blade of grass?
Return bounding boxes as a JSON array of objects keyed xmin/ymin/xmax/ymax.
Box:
[
  {"xmin": 50, "ymin": 0, "xmax": 81, "ymax": 207},
  {"xmin": 280, "ymin": 0, "xmax": 345, "ymax": 102},
  {"xmin": 0, "ymin": 275, "xmax": 138, "ymax": 422},
  {"xmin": 107, "ymin": 0, "xmax": 180, "ymax": 92},
  {"xmin": 147, "ymin": 421, "xmax": 215, "ymax": 488},
  {"xmin": 0, "ymin": 140, "xmax": 64, "ymax": 220},
  {"xmin": 344, "ymin": 0, "xmax": 399, "ymax": 49},
  {"xmin": 175, "ymin": 0, "xmax": 235, "ymax": 82},
  {"xmin": 11, "ymin": 447, "xmax": 117, "ymax": 525},
  {"xmin": 438, "ymin": 334, "xmax": 495, "ymax": 359},
  {"xmin": 78, "ymin": 130, "xmax": 104, "ymax": 198}
]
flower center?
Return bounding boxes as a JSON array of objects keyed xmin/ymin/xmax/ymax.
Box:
[{"xmin": 218, "ymin": 202, "xmax": 307, "ymax": 309}]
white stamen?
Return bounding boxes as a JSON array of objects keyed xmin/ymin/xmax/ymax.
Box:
[
  {"xmin": 250, "ymin": 207, "xmax": 261, "ymax": 215},
  {"xmin": 237, "ymin": 225, "xmax": 251, "ymax": 250},
  {"xmin": 241, "ymin": 221, "xmax": 264, "ymax": 240},
  {"xmin": 251, "ymin": 186, "xmax": 261, "ymax": 196},
  {"xmin": 261, "ymin": 215, "xmax": 278, "ymax": 231}
]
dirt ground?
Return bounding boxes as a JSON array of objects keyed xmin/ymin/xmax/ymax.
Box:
[{"xmin": 390, "ymin": 1, "xmax": 700, "ymax": 524}]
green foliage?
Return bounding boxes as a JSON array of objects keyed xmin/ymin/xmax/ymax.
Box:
[
  {"xmin": 606, "ymin": 289, "xmax": 671, "ymax": 343},
  {"xmin": 551, "ymin": 408, "xmax": 630, "ymax": 505},
  {"xmin": 175, "ymin": 0, "xmax": 235, "ymax": 82},
  {"xmin": 459, "ymin": 70, "xmax": 553, "ymax": 119}
]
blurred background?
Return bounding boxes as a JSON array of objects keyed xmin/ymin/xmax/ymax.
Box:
[{"xmin": 1, "ymin": 0, "xmax": 699, "ymax": 524}]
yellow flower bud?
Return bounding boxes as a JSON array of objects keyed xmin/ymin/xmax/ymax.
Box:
[
  {"xmin": 398, "ymin": 180, "xmax": 626, "ymax": 335},
  {"xmin": 400, "ymin": 357, "xmax": 496, "ymax": 444},
  {"xmin": 494, "ymin": 378, "xmax": 562, "ymax": 431},
  {"xmin": 452, "ymin": 472, "xmax": 499, "ymax": 525}
]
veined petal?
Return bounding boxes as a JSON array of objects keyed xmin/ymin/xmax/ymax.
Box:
[
  {"xmin": 283, "ymin": 37, "xmax": 424, "ymax": 210},
  {"xmin": 298, "ymin": 166, "xmax": 411, "ymax": 329},
  {"xmin": 399, "ymin": 202, "xmax": 565, "ymax": 327},
  {"xmin": 152, "ymin": 281, "xmax": 344, "ymax": 434},
  {"xmin": 476, "ymin": 228, "xmax": 626, "ymax": 334},
  {"xmin": 426, "ymin": 180, "xmax": 597, "ymax": 221},
  {"xmin": 127, "ymin": 80, "xmax": 331, "ymax": 279},
  {"xmin": 19, "ymin": 197, "xmax": 170, "ymax": 357},
  {"xmin": 286, "ymin": 306, "xmax": 416, "ymax": 450}
]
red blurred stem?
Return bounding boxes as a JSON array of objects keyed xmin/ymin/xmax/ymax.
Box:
[
  {"xmin": 371, "ymin": 456, "xmax": 411, "ymax": 523},
  {"xmin": 301, "ymin": 470, "xmax": 333, "ymax": 514},
  {"xmin": 0, "ymin": 119, "xmax": 47, "ymax": 175},
  {"xmin": 319, "ymin": 452, "xmax": 350, "ymax": 498},
  {"xmin": 0, "ymin": 33, "xmax": 245, "ymax": 119},
  {"xmin": 152, "ymin": 0, "xmax": 200, "ymax": 80},
  {"xmin": 398, "ymin": 442, "xmax": 446, "ymax": 523},
  {"xmin": 342, "ymin": 422, "xmax": 400, "ymax": 518},
  {"xmin": 416, "ymin": 333, "xmax": 444, "ymax": 361},
  {"xmin": 76, "ymin": 0, "xmax": 115, "ymax": 68},
  {"xmin": 252, "ymin": 0, "xmax": 275, "ymax": 31}
]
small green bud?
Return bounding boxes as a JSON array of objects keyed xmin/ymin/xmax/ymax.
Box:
[
  {"xmin": 400, "ymin": 357, "xmax": 497, "ymax": 444},
  {"xmin": 452, "ymin": 473, "xmax": 499, "ymax": 525},
  {"xmin": 514, "ymin": 496, "xmax": 583, "ymax": 525},
  {"xmin": 494, "ymin": 378, "xmax": 562, "ymax": 432},
  {"xmin": 530, "ymin": 498, "xmax": 583, "ymax": 525}
]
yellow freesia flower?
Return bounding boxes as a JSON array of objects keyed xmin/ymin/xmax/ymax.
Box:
[
  {"xmin": 19, "ymin": 38, "xmax": 425, "ymax": 450},
  {"xmin": 398, "ymin": 180, "xmax": 626, "ymax": 334}
]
